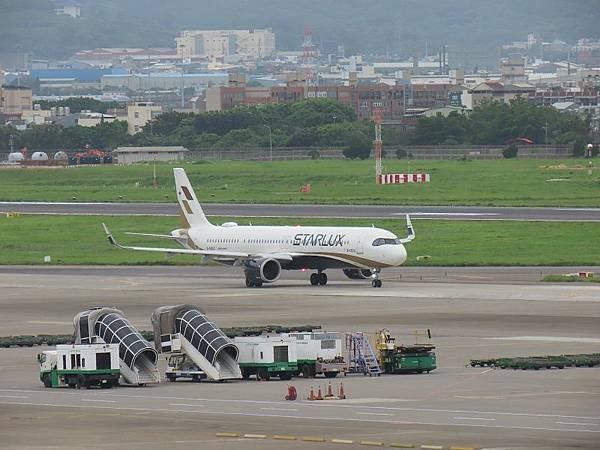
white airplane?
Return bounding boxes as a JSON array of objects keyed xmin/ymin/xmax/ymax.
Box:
[{"xmin": 102, "ymin": 168, "xmax": 415, "ymax": 288}]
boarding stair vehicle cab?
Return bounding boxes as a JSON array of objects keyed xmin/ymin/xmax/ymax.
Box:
[
  {"xmin": 345, "ymin": 332, "xmax": 381, "ymax": 376},
  {"xmin": 165, "ymin": 353, "xmax": 207, "ymax": 382},
  {"xmin": 375, "ymin": 328, "xmax": 437, "ymax": 374},
  {"xmin": 102, "ymin": 168, "xmax": 416, "ymax": 288},
  {"xmin": 233, "ymin": 334, "xmax": 298, "ymax": 381},
  {"xmin": 38, "ymin": 343, "xmax": 120, "ymax": 389},
  {"xmin": 74, "ymin": 307, "xmax": 160, "ymax": 386},
  {"xmin": 152, "ymin": 305, "xmax": 241, "ymax": 381},
  {"xmin": 287, "ymin": 331, "xmax": 346, "ymax": 378}
]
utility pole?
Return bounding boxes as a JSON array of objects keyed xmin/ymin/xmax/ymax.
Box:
[
  {"xmin": 263, "ymin": 125, "xmax": 273, "ymax": 161},
  {"xmin": 180, "ymin": 70, "xmax": 185, "ymax": 109}
]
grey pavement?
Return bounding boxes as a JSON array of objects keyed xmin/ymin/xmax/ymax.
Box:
[
  {"xmin": 2, "ymin": 201, "xmax": 600, "ymax": 221},
  {"xmin": 0, "ymin": 266, "xmax": 599, "ymax": 449}
]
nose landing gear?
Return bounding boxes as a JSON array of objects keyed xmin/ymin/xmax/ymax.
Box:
[
  {"xmin": 371, "ymin": 268, "xmax": 382, "ymax": 288},
  {"xmin": 310, "ymin": 270, "xmax": 328, "ymax": 286}
]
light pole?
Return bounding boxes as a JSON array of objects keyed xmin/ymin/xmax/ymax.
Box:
[{"xmin": 263, "ymin": 125, "xmax": 272, "ymax": 161}]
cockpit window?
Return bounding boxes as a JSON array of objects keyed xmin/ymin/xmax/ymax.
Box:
[{"xmin": 372, "ymin": 238, "xmax": 400, "ymax": 246}]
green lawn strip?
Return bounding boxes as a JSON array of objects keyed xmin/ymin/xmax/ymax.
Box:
[
  {"xmin": 0, "ymin": 159, "xmax": 598, "ymax": 206},
  {"xmin": 1, "ymin": 214, "xmax": 598, "ymax": 266},
  {"xmin": 542, "ymin": 275, "xmax": 600, "ymax": 283}
]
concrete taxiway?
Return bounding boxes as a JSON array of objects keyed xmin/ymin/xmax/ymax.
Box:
[
  {"xmin": 2, "ymin": 201, "xmax": 600, "ymax": 221},
  {"xmin": 0, "ymin": 266, "xmax": 599, "ymax": 449}
]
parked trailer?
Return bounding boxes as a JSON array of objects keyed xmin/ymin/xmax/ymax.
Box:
[
  {"xmin": 233, "ymin": 334, "xmax": 298, "ymax": 381},
  {"xmin": 38, "ymin": 343, "xmax": 120, "ymax": 389},
  {"xmin": 288, "ymin": 332, "xmax": 346, "ymax": 378}
]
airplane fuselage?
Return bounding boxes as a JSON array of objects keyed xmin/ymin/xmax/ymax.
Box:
[{"xmin": 186, "ymin": 224, "xmax": 407, "ymax": 270}]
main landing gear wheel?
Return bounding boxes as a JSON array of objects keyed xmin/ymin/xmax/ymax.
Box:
[
  {"xmin": 310, "ymin": 272, "xmax": 328, "ymax": 286},
  {"xmin": 371, "ymin": 279, "xmax": 382, "ymax": 288},
  {"xmin": 245, "ymin": 279, "xmax": 263, "ymax": 288}
]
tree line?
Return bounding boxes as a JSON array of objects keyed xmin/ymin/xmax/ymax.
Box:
[{"xmin": 0, "ymin": 98, "xmax": 592, "ymax": 158}]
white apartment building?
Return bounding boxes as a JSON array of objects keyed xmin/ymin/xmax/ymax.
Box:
[
  {"xmin": 175, "ymin": 29, "xmax": 275, "ymax": 60},
  {"xmin": 126, "ymin": 102, "xmax": 163, "ymax": 135}
]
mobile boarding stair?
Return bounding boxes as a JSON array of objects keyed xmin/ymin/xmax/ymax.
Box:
[
  {"xmin": 152, "ymin": 305, "xmax": 241, "ymax": 381},
  {"xmin": 346, "ymin": 332, "xmax": 381, "ymax": 376},
  {"xmin": 74, "ymin": 307, "xmax": 160, "ymax": 385}
]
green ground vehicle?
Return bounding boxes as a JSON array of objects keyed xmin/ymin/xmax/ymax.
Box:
[
  {"xmin": 38, "ymin": 343, "xmax": 120, "ymax": 388},
  {"xmin": 376, "ymin": 329, "xmax": 436, "ymax": 374},
  {"xmin": 233, "ymin": 334, "xmax": 298, "ymax": 381}
]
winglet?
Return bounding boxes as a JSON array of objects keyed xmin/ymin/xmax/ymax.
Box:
[
  {"xmin": 399, "ymin": 214, "xmax": 415, "ymax": 244},
  {"xmin": 102, "ymin": 223, "xmax": 119, "ymax": 248}
]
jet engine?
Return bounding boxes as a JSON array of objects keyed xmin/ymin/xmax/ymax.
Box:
[
  {"xmin": 342, "ymin": 268, "xmax": 372, "ymax": 280},
  {"xmin": 244, "ymin": 258, "xmax": 281, "ymax": 284}
]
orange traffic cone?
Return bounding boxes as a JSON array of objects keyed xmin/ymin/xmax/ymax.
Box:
[
  {"xmin": 307, "ymin": 386, "xmax": 315, "ymax": 401},
  {"xmin": 339, "ymin": 382, "xmax": 346, "ymax": 399},
  {"xmin": 326, "ymin": 382, "xmax": 334, "ymax": 398},
  {"xmin": 316, "ymin": 386, "xmax": 323, "ymax": 400}
]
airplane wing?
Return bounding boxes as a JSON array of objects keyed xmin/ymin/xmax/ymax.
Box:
[
  {"xmin": 102, "ymin": 224, "xmax": 248, "ymax": 258},
  {"xmin": 103, "ymin": 224, "xmax": 295, "ymax": 262}
]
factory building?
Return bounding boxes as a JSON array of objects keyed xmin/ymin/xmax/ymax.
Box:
[
  {"xmin": 113, "ymin": 146, "xmax": 189, "ymax": 164},
  {"xmin": 126, "ymin": 102, "xmax": 163, "ymax": 135},
  {"xmin": 102, "ymin": 72, "xmax": 229, "ymax": 92},
  {"xmin": 175, "ymin": 29, "xmax": 275, "ymax": 60}
]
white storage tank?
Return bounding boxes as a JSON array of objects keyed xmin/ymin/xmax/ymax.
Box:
[
  {"xmin": 31, "ymin": 151, "xmax": 49, "ymax": 161},
  {"xmin": 8, "ymin": 152, "xmax": 25, "ymax": 163},
  {"xmin": 53, "ymin": 151, "xmax": 68, "ymax": 161}
]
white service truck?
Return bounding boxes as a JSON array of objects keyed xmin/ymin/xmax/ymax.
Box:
[
  {"xmin": 288, "ymin": 332, "xmax": 346, "ymax": 378},
  {"xmin": 233, "ymin": 334, "xmax": 298, "ymax": 381},
  {"xmin": 38, "ymin": 343, "xmax": 120, "ymax": 389},
  {"xmin": 164, "ymin": 353, "xmax": 207, "ymax": 382}
]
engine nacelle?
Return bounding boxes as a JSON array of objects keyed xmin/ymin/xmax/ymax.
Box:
[
  {"xmin": 244, "ymin": 258, "xmax": 281, "ymax": 283},
  {"xmin": 342, "ymin": 268, "xmax": 373, "ymax": 280}
]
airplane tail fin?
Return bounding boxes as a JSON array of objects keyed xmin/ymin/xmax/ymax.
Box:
[{"xmin": 173, "ymin": 168, "xmax": 212, "ymax": 229}]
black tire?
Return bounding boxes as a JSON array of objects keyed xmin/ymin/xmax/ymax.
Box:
[
  {"xmin": 279, "ymin": 372, "xmax": 292, "ymax": 381},
  {"xmin": 376, "ymin": 279, "xmax": 382, "ymax": 288},
  {"xmin": 42, "ymin": 373, "xmax": 52, "ymax": 388},
  {"xmin": 301, "ymin": 363, "xmax": 313, "ymax": 378},
  {"xmin": 111, "ymin": 378, "xmax": 120, "ymax": 387},
  {"xmin": 256, "ymin": 368, "xmax": 270, "ymax": 381},
  {"xmin": 76, "ymin": 375, "xmax": 87, "ymax": 390},
  {"xmin": 241, "ymin": 367, "xmax": 251, "ymax": 380},
  {"xmin": 245, "ymin": 279, "xmax": 254, "ymax": 288},
  {"xmin": 192, "ymin": 374, "xmax": 199, "ymax": 382},
  {"xmin": 166, "ymin": 373, "xmax": 176, "ymax": 382},
  {"xmin": 310, "ymin": 273, "xmax": 319, "ymax": 286},
  {"xmin": 319, "ymin": 273, "xmax": 328, "ymax": 285},
  {"xmin": 324, "ymin": 371, "xmax": 338, "ymax": 378}
]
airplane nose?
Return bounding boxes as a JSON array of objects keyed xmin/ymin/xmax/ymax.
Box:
[{"xmin": 395, "ymin": 244, "xmax": 407, "ymax": 265}]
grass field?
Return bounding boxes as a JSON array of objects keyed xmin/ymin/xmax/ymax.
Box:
[
  {"xmin": 0, "ymin": 159, "xmax": 598, "ymax": 206},
  {"xmin": 542, "ymin": 274, "xmax": 600, "ymax": 283},
  {"xmin": 1, "ymin": 214, "xmax": 598, "ymax": 266}
]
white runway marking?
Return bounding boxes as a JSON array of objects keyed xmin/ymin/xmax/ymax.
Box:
[
  {"xmin": 405, "ymin": 212, "xmax": 499, "ymax": 216},
  {"xmin": 260, "ymin": 407, "xmax": 298, "ymax": 412},
  {"xmin": 486, "ymin": 336, "xmax": 600, "ymax": 343},
  {"xmin": 556, "ymin": 421, "xmax": 598, "ymax": 426},
  {"xmin": 170, "ymin": 403, "xmax": 205, "ymax": 407},
  {"xmin": 2, "ymin": 400, "xmax": 600, "ymax": 434},
  {"xmin": 454, "ymin": 417, "xmax": 496, "ymax": 421},
  {"xmin": 0, "ymin": 395, "xmax": 29, "ymax": 399},
  {"xmin": 356, "ymin": 412, "xmax": 394, "ymax": 416},
  {"xmin": 81, "ymin": 399, "xmax": 116, "ymax": 403}
]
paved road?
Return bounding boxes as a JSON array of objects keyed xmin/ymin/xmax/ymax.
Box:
[
  {"xmin": 2, "ymin": 201, "xmax": 600, "ymax": 221},
  {"xmin": 1, "ymin": 265, "xmax": 599, "ymax": 449}
]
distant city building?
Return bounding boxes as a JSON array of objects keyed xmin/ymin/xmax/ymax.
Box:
[
  {"xmin": 175, "ymin": 29, "xmax": 276, "ymax": 60},
  {"xmin": 501, "ymin": 54, "xmax": 527, "ymax": 83},
  {"xmin": 0, "ymin": 85, "xmax": 33, "ymax": 120},
  {"xmin": 72, "ymin": 48, "xmax": 178, "ymax": 66},
  {"xmin": 113, "ymin": 146, "xmax": 188, "ymax": 164},
  {"xmin": 102, "ymin": 72, "xmax": 228, "ymax": 92},
  {"xmin": 53, "ymin": 0, "xmax": 81, "ymax": 18},
  {"xmin": 126, "ymin": 102, "xmax": 163, "ymax": 135},
  {"xmin": 462, "ymin": 81, "xmax": 535, "ymax": 109},
  {"xmin": 206, "ymin": 83, "xmax": 407, "ymax": 121}
]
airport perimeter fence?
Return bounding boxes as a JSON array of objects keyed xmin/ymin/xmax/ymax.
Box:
[{"xmin": 0, "ymin": 145, "xmax": 573, "ymax": 164}]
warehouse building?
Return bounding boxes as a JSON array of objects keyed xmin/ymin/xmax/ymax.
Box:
[{"xmin": 113, "ymin": 146, "xmax": 189, "ymax": 164}]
